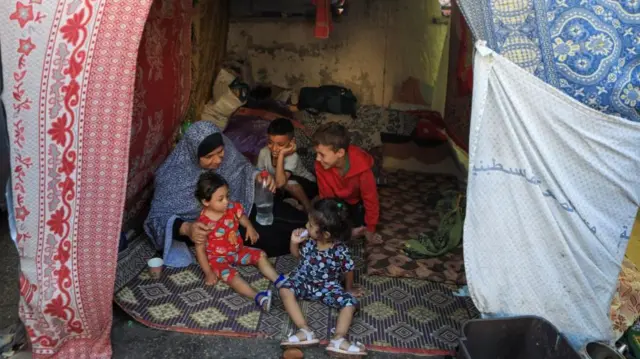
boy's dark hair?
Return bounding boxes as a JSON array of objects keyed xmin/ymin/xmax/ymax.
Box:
[
  {"xmin": 267, "ymin": 118, "xmax": 295, "ymax": 138},
  {"xmin": 195, "ymin": 171, "xmax": 228, "ymax": 202},
  {"xmin": 309, "ymin": 198, "xmax": 352, "ymax": 243},
  {"xmin": 311, "ymin": 122, "xmax": 350, "ymax": 151}
]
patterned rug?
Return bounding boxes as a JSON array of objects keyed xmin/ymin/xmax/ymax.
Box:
[
  {"xmin": 114, "ymin": 240, "xmax": 477, "ymax": 355},
  {"xmin": 366, "ymin": 170, "xmax": 467, "ymax": 285}
]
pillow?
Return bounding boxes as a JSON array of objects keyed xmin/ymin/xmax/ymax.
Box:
[
  {"xmin": 212, "ymin": 68, "xmax": 237, "ymax": 103},
  {"xmin": 222, "ymin": 114, "xmax": 269, "ymax": 163},
  {"xmin": 224, "ymin": 109, "xmax": 312, "ymax": 166},
  {"xmin": 295, "ymin": 106, "xmax": 387, "ymax": 181},
  {"xmin": 385, "ymin": 109, "xmax": 420, "ymax": 137},
  {"xmin": 295, "ymin": 106, "xmax": 384, "ymax": 150},
  {"xmin": 204, "ymin": 68, "xmax": 247, "ymax": 130},
  {"xmin": 295, "ymin": 127, "xmax": 316, "ymax": 175},
  {"xmin": 201, "ymin": 100, "xmax": 229, "ymax": 130}
]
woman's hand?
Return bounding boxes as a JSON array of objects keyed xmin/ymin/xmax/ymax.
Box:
[
  {"xmin": 256, "ymin": 173, "xmax": 277, "ymax": 193},
  {"xmin": 246, "ymin": 226, "xmax": 260, "ymax": 244},
  {"xmin": 291, "ymin": 228, "xmax": 308, "ymax": 244},
  {"xmin": 182, "ymin": 221, "xmax": 213, "ymax": 245}
]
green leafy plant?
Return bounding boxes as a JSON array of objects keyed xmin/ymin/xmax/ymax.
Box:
[{"xmin": 404, "ymin": 190, "xmax": 466, "ymax": 259}]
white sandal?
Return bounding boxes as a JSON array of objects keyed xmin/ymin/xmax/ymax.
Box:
[
  {"xmin": 280, "ymin": 328, "xmax": 319, "ymax": 347},
  {"xmin": 326, "ymin": 337, "xmax": 367, "ymax": 356}
]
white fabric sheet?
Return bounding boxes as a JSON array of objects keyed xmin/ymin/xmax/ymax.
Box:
[{"xmin": 464, "ymin": 42, "xmax": 640, "ymax": 349}]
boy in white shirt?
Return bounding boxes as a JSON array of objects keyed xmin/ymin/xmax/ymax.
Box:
[{"xmin": 256, "ymin": 118, "xmax": 317, "ymax": 212}]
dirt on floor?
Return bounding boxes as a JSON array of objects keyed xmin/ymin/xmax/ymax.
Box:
[
  {"xmin": 0, "ymin": 213, "xmax": 19, "ymax": 330},
  {"xmin": 111, "ymin": 306, "xmax": 445, "ymax": 358}
]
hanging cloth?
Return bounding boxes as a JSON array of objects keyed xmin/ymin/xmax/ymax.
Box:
[
  {"xmin": 464, "ymin": 41, "xmax": 640, "ymax": 349},
  {"xmin": 313, "ymin": 0, "xmax": 332, "ymax": 39}
]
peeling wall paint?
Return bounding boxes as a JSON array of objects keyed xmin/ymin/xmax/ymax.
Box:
[{"xmin": 227, "ymin": 0, "xmax": 448, "ymax": 107}]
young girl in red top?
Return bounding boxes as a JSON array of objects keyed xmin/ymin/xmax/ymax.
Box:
[{"xmin": 194, "ymin": 171, "xmax": 287, "ymax": 311}]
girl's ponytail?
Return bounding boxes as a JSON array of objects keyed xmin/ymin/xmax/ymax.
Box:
[{"xmin": 310, "ymin": 198, "xmax": 352, "ymax": 243}]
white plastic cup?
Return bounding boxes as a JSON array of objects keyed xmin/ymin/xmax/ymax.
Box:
[{"xmin": 147, "ymin": 257, "xmax": 164, "ymax": 279}]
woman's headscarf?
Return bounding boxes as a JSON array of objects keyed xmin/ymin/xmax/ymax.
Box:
[{"xmin": 144, "ymin": 121, "xmax": 258, "ymax": 267}]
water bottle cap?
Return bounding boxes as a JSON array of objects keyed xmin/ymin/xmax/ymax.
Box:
[{"xmin": 260, "ymin": 170, "xmax": 269, "ymax": 178}]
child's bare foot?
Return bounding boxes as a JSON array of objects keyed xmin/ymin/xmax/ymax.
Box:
[
  {"xmin": 204, "ymin": 273, "xmax": 218, "ymax": 286},
  {"xmin": 351, "ymin": 227, "xmax": 366, "ymax": 238},
  {"xmin": 283, "ymin": 198, "xmax": 305, "ymax": 211}
]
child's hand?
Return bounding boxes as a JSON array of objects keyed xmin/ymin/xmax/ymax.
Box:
[
  {"xmin": 291, "ymin": 228, "xmax": 308, "ymax": 244},
  {"xmin": 246, "ymin": 226, "xmax": 260, "ymax": 244},
  {"xmin": 204, "ymin": 272, "xmax": 218, "ymax": 286},
  {"xmin": 348, "ymin": 285, "xmax": 365, "ymax": 298},
  {"xmin": 280, "ymin": 140, "xmax": 297, "ymax": 157},
  {"xmin": 256, "ymin": 172, "xmax": 277, "ymax": 193}
]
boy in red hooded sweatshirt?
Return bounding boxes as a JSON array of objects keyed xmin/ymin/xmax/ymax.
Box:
[{"xmin": 312, "ymin": 122, "xmax": 380, "ymax": 241}]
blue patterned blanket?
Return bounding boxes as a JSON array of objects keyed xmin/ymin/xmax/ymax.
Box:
[{"xmin": 459, "ymin": 0, "xmax": 640, "ymax": 122}]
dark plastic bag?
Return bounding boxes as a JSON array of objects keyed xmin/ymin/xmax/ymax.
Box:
[
  {"xmin": 457, "ymin": 316, "xmax": 581, "ymax": 359},
  {"xmin": 297, "ymin": 85, "xmax": 357, "ymax": 117}
]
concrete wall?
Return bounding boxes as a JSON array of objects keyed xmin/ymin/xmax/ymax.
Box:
[{"xmin": 227, "ymin": 0, "xmax": 448, "ymax": 107}]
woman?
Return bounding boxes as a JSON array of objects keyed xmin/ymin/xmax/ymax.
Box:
[{"xmin": 144, "ymin": 121, "xmax": 304, "ymax": 267}]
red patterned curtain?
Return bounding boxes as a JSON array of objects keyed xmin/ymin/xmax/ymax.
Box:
[
  {"xmin": 1, "ymin": 0, "xmax": 191, "ymax": 357},
  {"xmin": 125, "ymin": 0, "xmax": 193, "ymax": 230},
  {"xmin": 443, "ymin": 0, "xmax": 473, "ymax": 153}
]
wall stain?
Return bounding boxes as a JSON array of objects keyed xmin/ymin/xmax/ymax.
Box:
[
  {"xmin": 251, "ymin": 42, "xmax": 345, "ymax": 59},
  {"xmin": 284, "ymin": 73, "xmax": 306, "ymax": 88},
  {"xmin": 232, "ymin": 29, "xmax": 345, "ymax": 60},
  {"xmin": 226, "ymin": 0, "xmax": 447, "ymax": 106},
  {"xmin": 318, "ymin": 67, "xmax": 375, "ymax": 104},
  {"xmin": 256, "ymin": 67, "xmax": 269, "ymax": 83}
]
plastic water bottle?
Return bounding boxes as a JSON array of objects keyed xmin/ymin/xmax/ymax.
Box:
[{"xmin": 255, "ymin": 170, "xmax": 274, "ymax": 226}]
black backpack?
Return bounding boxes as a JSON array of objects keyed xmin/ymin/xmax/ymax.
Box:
[{"xmin": 297, "ymin": 85, "xmax": 358, "ymax": 118}]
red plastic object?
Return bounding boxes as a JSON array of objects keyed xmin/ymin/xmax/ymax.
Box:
[
  {"xmin": 416, "ymin": 119, "xmax": 447, "ymax": 142},
  {"xmin": 407, "ymin": 110, "xmax": 469, "ymax": 152},
  {"xmin": 314, "ymin": 0, "xmax": 332, "ymax": 39}
]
